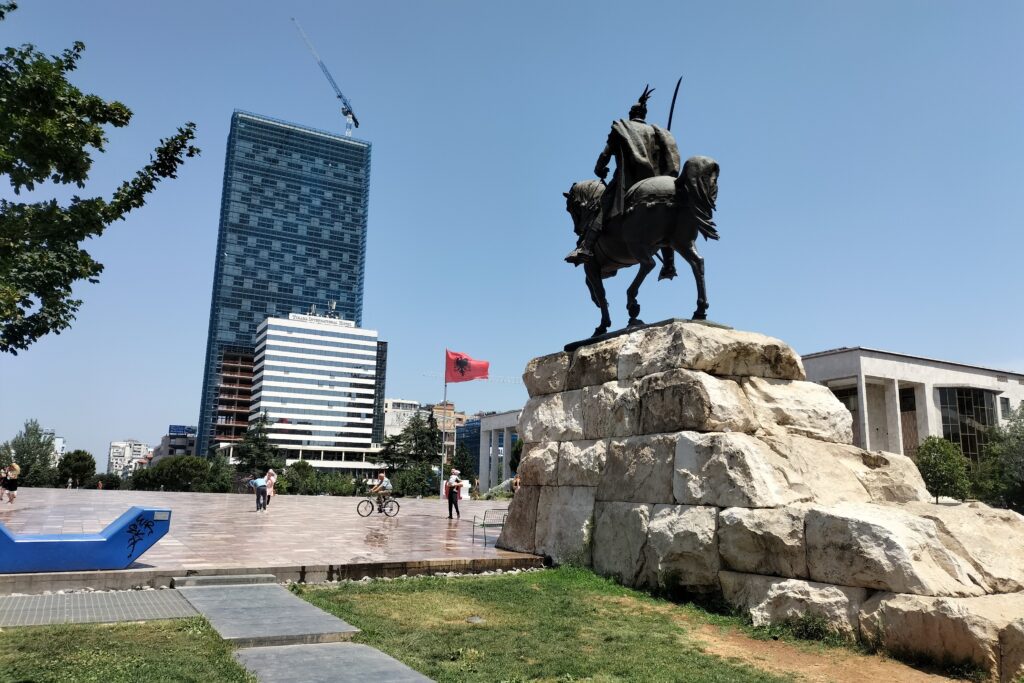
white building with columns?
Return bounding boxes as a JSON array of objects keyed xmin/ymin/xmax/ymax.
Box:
[
  {"xmin": 803, "ymin": 347, "xmax": 1024, "ymax": 461},
  {"xmin": 477, "ymin": 410, "xmax": 519, "ymax": 491}
]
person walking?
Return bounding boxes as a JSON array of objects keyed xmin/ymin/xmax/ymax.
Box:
[
  {"xmin": 264, "ymin": 469, "xmax": 277, "ymax": 509},
  {"xmin": 248, "ymin": 475, "xmax": 268, "ymax": 512},
  {"xmin": 4, "ymin": 464, "xmax": 20, "ymax": 504},
  {"xmin": 446, "ymin": 469, "xmax": 463, "ymax": 519}
]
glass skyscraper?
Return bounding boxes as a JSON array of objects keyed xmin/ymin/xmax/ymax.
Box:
[{"xmin": 197, "ymin": 111, "xmax": 372, "ymax": 456}]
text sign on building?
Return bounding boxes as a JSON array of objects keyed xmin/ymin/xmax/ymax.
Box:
[
  {"xmin": 287, "ymin": 313, "xmax": 355, "ymax": 327},
  {"xmin": 168, "ymin": 425, "xmax": 197, "ymax": 436}
]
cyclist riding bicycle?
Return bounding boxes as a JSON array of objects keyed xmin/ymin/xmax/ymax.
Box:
[{"xmin": 369, "ymin": 471, "xmax": 392, "ymax": 512}]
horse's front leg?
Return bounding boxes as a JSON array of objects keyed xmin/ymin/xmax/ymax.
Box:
[
  {"xmin": 679, "ymin": 239, "xmax": 708, "ymax": 320},
  {"xmin": 625, "ymin": 254, "xmax": 656, "ymax": 327},
  {"xmin": 585, "ymin": 261, "xmax": 611, "ymax": 336}
]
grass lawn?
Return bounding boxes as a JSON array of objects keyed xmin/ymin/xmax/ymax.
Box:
[
  {"xmin": 0, "ymin": 617, "xmax": 254, "ymax": 683},
  {"xmin": 296, "ymin": 567, "xmax": 790, "ymax": 683}
]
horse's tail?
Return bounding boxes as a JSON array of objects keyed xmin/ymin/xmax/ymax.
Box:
[{"xmin": 677, "ymin": 156, "xmax": 720, "ymax": 240}]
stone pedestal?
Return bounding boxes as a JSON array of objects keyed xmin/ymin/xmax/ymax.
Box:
[{"xmin": 499, "ymin": 320, "xmax": 1024, "ymax": 680}]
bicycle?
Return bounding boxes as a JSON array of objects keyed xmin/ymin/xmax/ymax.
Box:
[{"xmin": 357, "ymin": 495, "xmax": 399, "ymax": 517}]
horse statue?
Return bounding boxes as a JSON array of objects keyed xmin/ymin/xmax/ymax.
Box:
[{"xmin": 565, "ymin": 155, "xmax": 721, "ymax": 337}]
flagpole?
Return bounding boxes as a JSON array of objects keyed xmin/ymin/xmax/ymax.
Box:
[{"xmin": 441, "ymin": 379, "xmax": 448, "ymax": 497}]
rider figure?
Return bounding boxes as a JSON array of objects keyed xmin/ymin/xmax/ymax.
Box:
[
  {"xmin": 565, "ymin": 85, "xmax": 682, "ymax": 278},
  {"xmin": 370, "ymin": 470, "xmax": 392, "ymax": 511}
]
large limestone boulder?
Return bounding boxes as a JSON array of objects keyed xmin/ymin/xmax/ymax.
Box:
[
  {"xmin": 673, "ymin": 432, "xmax": 813, "ymax": 508},
  {"xmin": 582, "ymin": 380, "xmax": 640, "ymax": 439},
  {"xmin": 637, "ymin": 369, "xmax": 757, "ymax": 435},
  {"xmin": 592, "ymin": 501, "xmax": 651, "ymax": 587},
  {"xmin": 1001, "ymin": 618, "xmax": 1024, "ymax": 683},
  {"xmin": 720, "ymin": 571, "xmax": 867, "ymax": 639},
  {"xmin": 617, "ymin": 321, "xmax": 806, "ymax": 381},
  {"xmin": 566, "ymin": 336, "xmax": 623, "ymax": 389},
  {"xmin": 520, "ymin": 390, "xmax": 584, "ymax": 442},
  {"xmin": 805, "ymin": 503, "xmax": 989, "ymax": 597},
  {"xmin": 740, "ymin": 376, "xmax": 853, "ymax": 444},
  {"xmin": 859, "ymin": 592, "xmax": 1024, "ymax": 678},
  {"xmin": 557, "ymin": 439, "xmax": 608, "ymax": 487},
  {"xmin": 597, "ymin": 434, "xmax": 677, "ymax": 504},
  {"xmin": 642, "ymin": 505, "xmax": 719, "ymax": 591},
  {"xmin": 523, "ymin": 352, "xmax": 569, "ymax": 397},
  {"xmin": 761, "ymin": 434, "xmax": 930, "ymax": 505},
  {"xmin": 496, "ymin": 485, "xmax": 540, "ymax": 554},
  {"xmin": 718, "ymin": 506, "xmax": 809, "ymax": 579},
  {"xmin": 534, "ymin": 486, "xmax": 596, "ymax": 566},
  {"xmin": 517, "ymin": 442, "xmax": 559, "ymax": 487},
  {"xmin": 902, "ymin": 501, "xmax": 1024, "ymax": 594}
]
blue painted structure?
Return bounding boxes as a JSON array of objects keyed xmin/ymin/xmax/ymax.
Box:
[{"xmin": 0, "ymin": 507, "xmax": 171, "ymax": 574}]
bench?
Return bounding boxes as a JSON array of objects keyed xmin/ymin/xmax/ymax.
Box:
[
  {"xmin": 0, "ymin": 506, "xmax": 172, "ymax": 574},
  {"xmin": 471, "ymin": 508, "xmax": 508, "ymax": 546}
]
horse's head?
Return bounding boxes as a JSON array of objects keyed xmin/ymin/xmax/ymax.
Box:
[{"xmin": 563, "ymin": 179, "xmax": 605, "ymax": 236}]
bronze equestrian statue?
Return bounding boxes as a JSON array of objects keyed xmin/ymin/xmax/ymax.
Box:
[{"xmin": 564, "ymin": 85, "xmax": 720, "ymax": 337}]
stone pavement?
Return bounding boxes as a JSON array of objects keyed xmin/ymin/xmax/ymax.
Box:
[
  {"xmin": 0, "ymin": 489, "xmax": 538, "ymax": 593},
  {"xmin": 0, "ymin": 589, "xmax": 196, "ymax": 626},
  {"xmin": 235, "ymin": 643, "xmax": 432, "ymax": 683},
  {"xmin": 176, "ymin": 584, "xmax": 359, "ymax": 647}
]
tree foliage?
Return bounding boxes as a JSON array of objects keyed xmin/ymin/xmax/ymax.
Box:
[
  {"xmin": 275, "ymin": 460, "xmax": 357, "ymax": 497},
  {"xmin": 380, "ymin": 412, "xmax": 441, "ymax": 470},
  {"xmin": 86, "ymin": 473, "xmax": 121, "ymax": 490},
  {"xmin": 915, "ymin": 436, "xmax": 971, "ymax": 504},
  {"xmin": 509, "ymin": 437, "xmax": 523, "ymax": 474},
  {"xmin": 391, "ymin": 462, "xmax": 437, "ymax": 497},
  {"xmin": 0, "ymin": 418, "xmax": 56, "ymax": 486},
  {"xmin": 233, "ymin": 413, "xmax": 283, "ymax": 475},
  {"xmin": 57, "ymin": 449, "xmax": 95, "ymax": 487},
  {"xmin": 0, "ymin": 3, "xmax": 199, "ymax": 353},
  {"xmin": 973, "ymin": 405, "xmax": 1024, "ymax": 512},
  {"xmin": 130, "ymin": 455, "xmax": 229, "ymax": 493}
]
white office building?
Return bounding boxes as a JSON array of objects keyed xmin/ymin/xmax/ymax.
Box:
[
  {"xmin": 251, "ymin": 313, "xmax": 387, "ymax": 472},
  {"xmin": 44, "ymin": 430, "xmax": 66, "ymax": 468},
  {"xmin": 383, "ymin": 398, "xmax": 426, "ymax": 438},
  {"xmin": 107, "ymin": 440, "xmax": 149, "ymax": 478},
  {"xmin": 803, "ymin": 347, "xmax": 1024, "ymax": 461}
]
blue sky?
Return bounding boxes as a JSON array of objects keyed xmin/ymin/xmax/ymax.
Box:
[{"xmin": 1, "ymin": 1, "xmax": 1022, "ymax": 467}]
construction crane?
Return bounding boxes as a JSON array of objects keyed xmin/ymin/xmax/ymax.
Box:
[{"xmin": 292, "ymin": 17, "xmax": 360, "ymax": 136}]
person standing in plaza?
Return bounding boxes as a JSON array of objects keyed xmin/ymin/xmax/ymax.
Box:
[
  {"xmin": 4, "ymin": 464, "xmax": 20, "ymax": 504},
  {"xmin": 446, "ymin": 469, "xmax": 462, "ymax": 519},
  {"xmin": 248, "ymin": 475, "xmax": 268, "ymax": 512},
  {"xmin": 264, "ymin": 469, "xmax": 277, "ymax": 509}
]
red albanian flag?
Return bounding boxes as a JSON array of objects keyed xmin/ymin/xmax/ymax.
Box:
[{"xmin": 445, "ymin": 349, "xmax": 490, "ymax": 383}]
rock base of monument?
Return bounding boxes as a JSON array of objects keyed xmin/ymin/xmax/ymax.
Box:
[{"xmin": 498, "ymin": 320, "xmax": 1024, "ymax": 681}]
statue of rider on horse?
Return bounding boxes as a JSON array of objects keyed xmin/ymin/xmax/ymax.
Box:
[{"xmin": 564, "ymin": 84, "xmax": 720, "ymax": 337}]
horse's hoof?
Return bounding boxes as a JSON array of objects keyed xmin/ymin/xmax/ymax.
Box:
[
  {"xmin": 627, "ymin": 318, "xmax": 645, "ymax": 328},
  {"xmin": 692, "ymin": 309, "xmax": 707, "ymax": 321},
  {"xmin": 592, "ymin": 327, "xmax": 608, "ymax": 337}
]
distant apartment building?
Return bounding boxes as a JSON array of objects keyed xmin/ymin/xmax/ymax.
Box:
[
  {"xmin": 107, "ymin": 440, "xmax": 150, "ymax": 478},
  {"xmin": 383, "ymin": 398, "xmax": 426, "ymax": 438},
  {"xmin": 43, "ymin": 429, "xmax": 66, "ymax": 468},
  {"xmin": 803, "ymin": 347, "xmax": 1024, "ymax": 461},
  {"xmin": 151, "ymin": 426, "xmax": 198, "ymax": 465},
  {"xmin": 428, "ymin": 401, "xmax": 467, "ymax": 461},
  {"xmin": 197, "ymin": 111, "xmax": 371, "ymax": 455},
  {"xmin": 249, "ymin": 313, "xmax": 386, "ymax": 472}
]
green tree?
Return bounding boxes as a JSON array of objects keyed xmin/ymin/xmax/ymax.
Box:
[
  {"xmin": 391, "ymin": 462, "xmax": 437, "ymax": 497},
  {"xmin": 85, "ymin": 473, "xmax": 121, "ymax": 490},
  {"xmin": 57, "ymin": 449, "xmax": 95, "ymax": 487},
  {"xmin": 130, "ymin": 455, "xmax": 212, "ymax": 492},
  {"xmin": 509, "ymin": 438, "xmax": 523, "ymax": 474},
  {"xmin": 381, "ymin": 412, "xmax": 442, "ymax": 470},
  {"xmin": 0, "ymin": 418, "xmax": 56, "ymax": 486},
  {"xmin": 282, "ymin": 459, "xmax": 318, "ymax": 495},
  {"xmin": 233, "ymin": 413, "xmax": 283, "ymax": 475},
  {"xmin": 203, "ymin": 452, "xmax": 233, "ymax": 493},
  {"xmin": 915, "ymin": 436, "xmax": 971, "ymax": 504},
  {"xmin": 974, "ymin": 405, "xmax": 1024, "ymax": 512},
  {"xmin": 0, "ymin": 3, "xmax": 199, "ymax": 353}
]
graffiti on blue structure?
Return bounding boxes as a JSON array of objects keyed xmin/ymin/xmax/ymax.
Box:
[{"xmin": 126, "ymin": 514, "xmax": 155, "ymax": 557}]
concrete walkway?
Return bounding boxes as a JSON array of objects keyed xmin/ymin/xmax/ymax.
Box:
[
  {"xmin": 0, "ymin": 589, "xmax": 196, "ymax": 626},
  {"xmin": 177, "ymin": 580, "xmax": 434, "ymax": 682}
]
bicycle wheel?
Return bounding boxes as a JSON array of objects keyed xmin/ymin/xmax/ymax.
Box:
[
  {"xmin": 383, "ymin": 499, "xmax": 400, "ymax": 517},
  {"xmin": 356, "ymin": 499, "xmax": 374, "ymax": 517}
]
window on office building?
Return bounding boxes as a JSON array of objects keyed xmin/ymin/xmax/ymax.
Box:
[
  {"xmin": 938, "ymin": 388, "xmax": 997, "ymax": 462},
  {"xmin": 1000, "ymin": 396, "xmax": 1012, "ymax": 420}
]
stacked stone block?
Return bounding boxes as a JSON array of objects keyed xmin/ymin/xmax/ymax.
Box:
[{"xmin": 498, "ymin": 321, "xmax": 1024, "ymax": 681}]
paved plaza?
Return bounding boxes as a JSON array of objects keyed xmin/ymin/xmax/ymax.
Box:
[{"xmin": 0, "ymin": 489, "xmax": 536, "ymax": 591}]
